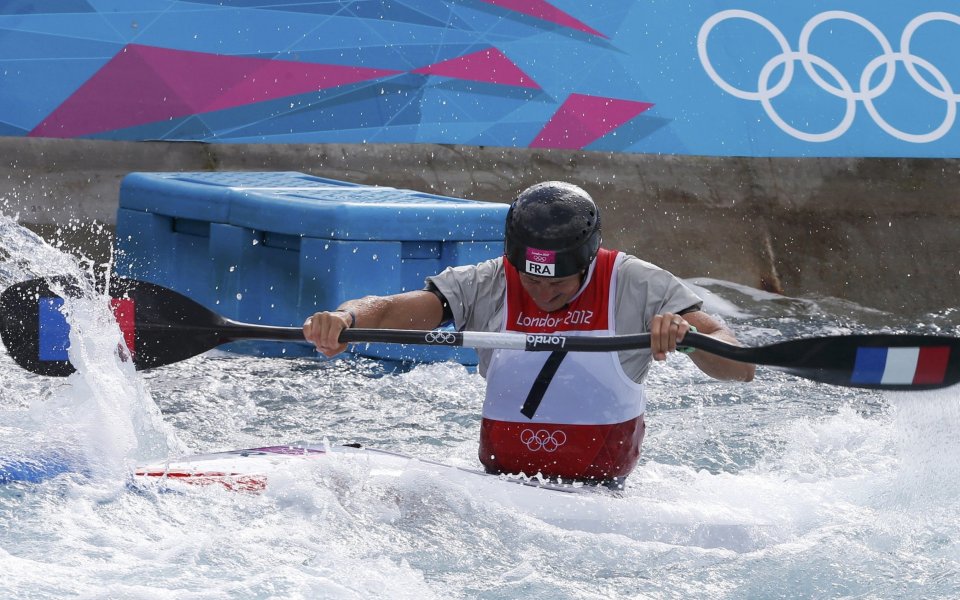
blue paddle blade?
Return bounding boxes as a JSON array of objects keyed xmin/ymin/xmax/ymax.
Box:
[{"xmin": 0, "ymin": 276, "xmax": 236, "ymax": 376}]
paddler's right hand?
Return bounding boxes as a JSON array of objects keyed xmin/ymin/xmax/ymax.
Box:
[{"xmin": 303, "ymin": 310, "xmax": 354, "ymax": 357}]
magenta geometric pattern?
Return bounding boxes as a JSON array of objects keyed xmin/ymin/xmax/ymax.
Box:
[
  {"xmin": 531, "ymin": 94, "xmax": 653, "ymax": 150},
  {"xmin": 3, "ymin": 0, "xmax": 663, "ymax": 151},
  {"xmin": 477, "ymin": 0, "xmax": 608, "ymax": 39},
  {"xmin": 412, "ymin": 48, "xmax": 539, "ymax": 89},
  {"xmin": 30, "ymin": 45, "xmax": 404, "ymax": 139}
]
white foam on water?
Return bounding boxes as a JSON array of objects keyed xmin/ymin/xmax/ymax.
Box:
[
  {"xmin": 2, "ymin": 214, "xmax": 960, "ymax": 598},
  {"xmin": 684, "ymin": 278, "xmax": 756, "ymax": 318},
  {"xmin": 885, "ymin": 390, "xmax": 960, "ymax": 508},
  {"xmin": 0, "ymin": 214, "xmax": 183, "ymax": 485}
]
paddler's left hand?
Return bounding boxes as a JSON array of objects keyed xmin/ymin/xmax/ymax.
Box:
[
  {"xmin": 650, "ymin": 312, "xmax": 691, "ymax": 361},
  {"xmin": 303, "ymin": 310, "xmax": 354, "ymax": 357}
]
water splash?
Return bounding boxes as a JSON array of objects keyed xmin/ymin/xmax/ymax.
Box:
[{"xmin": 0, "ymin": 213, "xmax": 183, "ymax": 487}]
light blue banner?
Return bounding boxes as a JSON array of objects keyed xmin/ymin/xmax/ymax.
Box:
[{"xmin": 0, "ymin": 1, "xmax": 957, "ymax": 157}]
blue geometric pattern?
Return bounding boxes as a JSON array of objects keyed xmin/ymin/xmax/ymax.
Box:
[{"xmin": 1, "ymin": 1, "xmax": 959, "ymax": 157}]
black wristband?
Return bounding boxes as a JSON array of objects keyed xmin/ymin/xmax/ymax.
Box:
[
  {"xmin": 335, "ymin": 309, "xmax": 356, "ymax": 328},
  {"xmin": 423, "ymin": 282, "xmax": 454, "ymax": 324}
]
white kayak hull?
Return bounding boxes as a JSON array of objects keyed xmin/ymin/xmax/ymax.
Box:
[
  {"xmin": 132, "ymin": 443, "xmax": 777, "ymax": 551},
  {"xmin": 4, "ymin": 443, "xmax": 777, "ymax": 550},
  {"xmin": 133, "ymin": 443, "xmax": 597, "ymax": 495}
]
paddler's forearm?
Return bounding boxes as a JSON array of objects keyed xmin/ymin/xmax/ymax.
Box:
[
  {"xmin": 305, "ymin": 291, "xmax": 444, "ymax": 357},
  {"xmin": 687, "ymin": 328, "xmax": 756, "ymax": 382},
  {"xmin": 338, "ymin": 291, "xmax": 444, "ymax": 330},
  {"xmin": 674, "ymin": 311, "xmax": 755, "ymax": 382}
]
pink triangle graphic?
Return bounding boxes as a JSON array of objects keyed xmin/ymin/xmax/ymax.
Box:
[
  {"xmin": 412, "ymin": 48, "xmax": 539, "ymax": 89},
  {"xmin": 478, "ymin": 0, "xmax": 607, "ymax": 39},
  {"xmin": 30, "ymin": 44, "xmax": 402, "ymax": 138},
  {"xmin": 530, "ymin": 93, "xmax": 653, "ymax": 150}
]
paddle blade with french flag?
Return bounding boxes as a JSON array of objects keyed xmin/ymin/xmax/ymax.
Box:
[
  {"xmin": 1, "ymin": 276, "xmax": 237, "ymax": 377},
  {"xmin": 755, "ymin": 334, "xmax": 960, "ymax": 391}
]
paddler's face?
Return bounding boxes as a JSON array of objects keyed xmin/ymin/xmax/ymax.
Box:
[{"xmin": 518, "ymin": 271, "xmax": 583, "ymax": 312}]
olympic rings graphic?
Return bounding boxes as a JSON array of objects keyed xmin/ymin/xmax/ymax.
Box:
[
  {"xmin": 698, "ymin": 10, "xmax": 960, "ymax": 143},
  {"xmin": 424, "ymin": 331, "xmax": 456, "ymax": 344},
  {"xmin": 519, "ymin": 428, "xmax": 567, "ymax": 453}
]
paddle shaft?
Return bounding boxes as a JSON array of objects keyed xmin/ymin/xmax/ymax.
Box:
[
  {"xmin": 217, "ymin": 322, "xmax": 725, "ymax": 355},
  {"xmin": 3, "ymin": 276, "xmax": 959, "ymax": 390}
]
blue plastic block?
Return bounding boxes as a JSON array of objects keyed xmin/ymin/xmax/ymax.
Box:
[{"xmin": 114, "ymin": 172, "xmax": 509, "ymax": 364}]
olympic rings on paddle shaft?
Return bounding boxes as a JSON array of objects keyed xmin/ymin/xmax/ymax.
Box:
[
  {"xmin": 698, "ymin": 10, "xmax": 960, "ymax": 143},
  {"xmin": 520, "ymin": 428, "xmax": 567, "ymax": 453},
  {"xmin": 424, "ymin": 331, "xmax": 457, "ymax": 344}
]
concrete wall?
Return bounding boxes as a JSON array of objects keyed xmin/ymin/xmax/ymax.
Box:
[{"xmin": 2, "ymin": 137, "xmax": 958, "ymax": 314}]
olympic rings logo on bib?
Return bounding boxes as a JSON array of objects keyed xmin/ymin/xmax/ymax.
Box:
[
  {"xmin": 520, "ymin": 428, "xmax": 567, "ymax": 452},
  {"xmin": 424, "ymin": 331, "xmax": 456, "ymax": 344},
  {"xmin": 698, "ymin": 10, "xmax": 960, "ymax": 143}
]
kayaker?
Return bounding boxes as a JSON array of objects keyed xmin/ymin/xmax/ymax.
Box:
[{"xmin": 304, "ymin": 181, "xmax": 755, "ymax": 488}]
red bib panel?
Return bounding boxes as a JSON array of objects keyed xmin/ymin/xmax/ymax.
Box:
[{"xmin": 480, "ymin": 249, "xmax": 647, "ymax": 482}]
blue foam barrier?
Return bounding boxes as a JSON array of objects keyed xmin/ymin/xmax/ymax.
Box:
[{"xmin": 114, "ymin": 172, "xmax": 508, "ymax": 364}]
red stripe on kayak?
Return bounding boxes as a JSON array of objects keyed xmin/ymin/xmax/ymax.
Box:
[
  {"xmin": 135, "ymin": 470, "xmax": 267, "ymax": 493},
  {"xmin": 913, "ymin": 346, "xmax": 950, "ymax": 384},
  {"xmin": 110, "ymin": 298, "xmax": 135, "ymax": 357}
]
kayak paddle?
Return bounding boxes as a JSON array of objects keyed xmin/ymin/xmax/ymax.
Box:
[
  {"xmin": 0, "ymin": 276, "xmax": 306, "ymax": 377},
  {"xmin": 1, "ymin": 276, "xmax": 959, "ymax": 391}
]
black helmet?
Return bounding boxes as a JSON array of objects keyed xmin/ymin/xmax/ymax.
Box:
[{"xmin": 504, "ymin": 181, "xmax": 601, "ymax": 278}]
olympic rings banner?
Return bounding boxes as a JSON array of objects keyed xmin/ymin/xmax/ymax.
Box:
[{"xmin": 0, "ymin": 1, "xmax": 957, "ymax": 157}]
